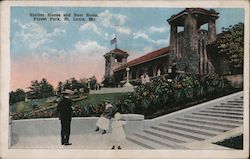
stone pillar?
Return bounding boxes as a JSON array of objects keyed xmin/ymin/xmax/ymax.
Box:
[
  {"xmin": 124, "ymin": 67, "xmax": 132, "ymax": 87},
  {"xmin": 170, "ymin": 24, "xmax": 177, "ymax": 60},
  {"xmin": 208, "ymin": 19, "xmax": 216, "ymax": 43},
  {"xmin": 87, "ymin": 79, "xmax": 90, "ymax": 89},
  {"xmin": 184, "ymin": 14, "xmax": 198, "ymax": 53}
]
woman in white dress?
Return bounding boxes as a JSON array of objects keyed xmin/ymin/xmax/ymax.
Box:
[
  {"xmin": 111, "ymin": 112, "xmax": 127, "ymax": 150},
  {"xmin": 95, "ymin": 101, "xmax": 113, "ymax": 134}
]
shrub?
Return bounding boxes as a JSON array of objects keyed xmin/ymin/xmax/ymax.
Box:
[{"xmin": 116, "ymin": 73, "xmax": 238, "ymax": 118}]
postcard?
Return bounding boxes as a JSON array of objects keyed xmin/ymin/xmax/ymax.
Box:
[{"xmin": 0, "ymin": 0, "xmax": 249, "ymax": 159}]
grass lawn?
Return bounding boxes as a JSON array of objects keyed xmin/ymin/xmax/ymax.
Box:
[
  {"xmin": 12, "ymin": 98, "xmax": 55, "ymax": 113},
  {"xmin": 75, "ymin": 93, "xmax": 128, "ymax": 106},
  {"xmin": 214, "ymin": 134, "xmax": 243, "ymax": 149},
  {"xmin": 11, "ymin": 93, "xmax": 128, "ymax": 114}
]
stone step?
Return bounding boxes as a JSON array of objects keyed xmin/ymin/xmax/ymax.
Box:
[
  {"xmin": 221, "ymin": 103, "xmax": 243, "ymax": 106},
  {"xmin": 198, "ymin": 110, "xmax": 243, "ymax": 116},
  {"xmin": 183, "ymin": 114, "xmax": 243, "ymax": 125},
  {"xmin": 133, "ymin": 132, "xmax": 182, "ymax": 149},
  {"xmin": 158, "ymin": 123, "xmax": 217, "ymax": 137},
  {"xmin": 176, "ymin": 117, "xmax": 239, "ymax": 129},
  {"xmin": 233, "ymin": 99, "xmax": 243, "ymax": 102},
  {"xmin": 150, "ymin": 125, "xmax": 206, "ymax": 141},
  {"xmin": 191, "ymin": 112, "xmax": 243, "ymax": 120},
  {"xmin": 220, "ymin": 102, "xmax": 243, "ymax": 106},
  {"xmin": 144, "ymin": 128, "xmax": 196, "ymax": 143},
  {"xmin": 167, "ymin": 120, "xmax": 227, "ymax": 133},
  {"xmin": 126, "ymin": 136, "xmax": 155, "ymax": 149},
  {"xmin": 126, "ymin": 134, "xmax": 173, "ymax": 149},
  {"xmin": 227, "ymin": 100, "xmax": 243, "ymax": 103},
  {"xmin": 206, "ymin": 107, "xmax": 243, "ymax": 112},
  {"xmin": 213, "ymin": 105, "xmax": 243, "ymax": 109}
]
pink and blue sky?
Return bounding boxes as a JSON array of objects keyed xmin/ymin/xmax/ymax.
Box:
[{"xmin": 10, "ymin": 7, "xmax": 244, "ymax": 91}]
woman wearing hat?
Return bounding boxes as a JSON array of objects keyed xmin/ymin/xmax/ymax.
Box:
[{"xmin": 95, "ymin": 100, "xmax": 113, "ymax": 134}]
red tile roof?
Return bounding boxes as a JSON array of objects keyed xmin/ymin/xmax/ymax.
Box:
[
  {"xmin": 109, "ymin": 48, "xmax": 129, "ymax": 56},
  {"xmin": 114, "ymin": 46, "xmax": 170, "ymax": 72}
]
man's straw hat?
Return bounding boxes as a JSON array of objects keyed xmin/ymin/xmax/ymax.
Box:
[{"xmin": 61, "ymin": 89, "xmax": 74, "ymax": 95}]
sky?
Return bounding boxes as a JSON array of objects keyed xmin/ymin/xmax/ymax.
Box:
[{"xmin": 10, "ymin": 7, "xmax": 245, "ymax": 91}]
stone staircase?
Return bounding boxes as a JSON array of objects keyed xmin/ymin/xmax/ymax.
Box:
[{"xmin": 126, "ymin": 92, "xmax": 244, "ymax": 149}]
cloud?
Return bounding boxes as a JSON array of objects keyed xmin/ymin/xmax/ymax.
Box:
[
  {"xmin": 74, "ymin": 40, "xmax": 109, "ymax": 56},
  {"xmin": 149, "ymin": 26, "xmax": 166, "ymax": 33},
  {"xmin": 98, "ymin": 10, "xmax": 131, "ymax": 35},
  {"xmin": 79, "ymin": 22, "xmax": 102, "ymax": 35},
  {"xmin": 116, "ymin": 27, "xmax": 131, "ymax": 34},
  {"xmin": 13, "ymin": 20, "xmax": 66, "ymax": 49},
  {"xmin": 133, "ymin": 31, "xmax": 168, "ymax": 45}
]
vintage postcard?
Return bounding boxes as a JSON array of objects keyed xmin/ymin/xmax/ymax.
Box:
[{"xmin": 0, "ymin": 0, "xmax": 249, "ymax": 158}]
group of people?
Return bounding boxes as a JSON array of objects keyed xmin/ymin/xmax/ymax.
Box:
[
  {"xmin": 140, "ymin": 73, "xmax": 150, "ymax": 84},
  {"xmin": 57, "ymin": 89, "xmax": 127, "ymax": 149}
]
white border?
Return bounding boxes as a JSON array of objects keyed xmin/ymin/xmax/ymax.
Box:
[{"xmin": 1, "ymin": 0, "xmax": 249, "ymax": 159}]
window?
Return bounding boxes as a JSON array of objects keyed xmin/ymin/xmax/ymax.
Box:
[{"xmin": 115, "ymin": 57, "xmax": 122, "ymax": 62}]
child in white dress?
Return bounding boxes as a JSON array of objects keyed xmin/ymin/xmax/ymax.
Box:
[{"xmin": 111, "ymin": 112, "xmax": 127, "ymax": 150}]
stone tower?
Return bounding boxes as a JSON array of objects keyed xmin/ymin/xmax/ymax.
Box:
[
  {"xmin": 167, "ymin": 8, "xmax": 219, "ymax": 74},
  {"xmin": 104, "ymin": 48, "xmax": 129, "ymax": 78}
]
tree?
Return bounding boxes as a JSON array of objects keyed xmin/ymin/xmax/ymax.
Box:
[
  {"xmin": 102, "ymin": 76, "xmax": 116, "ymax": 87},
  {"xmin": 217, "ymin": 22, "xmax": 244, "ymax": 73},
  {"xmin": 9, "ymin": 88, "xmax": 26, "ymax": 105},
  {"xmin": 28, "ymin": 78, "xmax": 54, "ymax": 99},
  {"xmin": 40, "ymin": 78, "xmax": 54, "ymax": 98},
  {"xmin": 89, "ymin": 76, "xmax": 97, "ymax": 90}
]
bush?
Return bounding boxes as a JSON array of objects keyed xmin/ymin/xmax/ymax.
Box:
[
  {"xmin": 214, "ymin": 134, "xmax": 243, "ymax": 149},
  {"xmin": 116, "ymin": 73, "xmax": 239, "ymax": 118}
]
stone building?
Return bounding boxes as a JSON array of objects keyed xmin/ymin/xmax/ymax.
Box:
[
  {"xmin": 103, "ymin": 8, "xmax": 233, "ymax": 85},
  {"xmin": 167, "ymin": 8, "xmax": 219, "ymax": 74},
  {"xmin": 104, "ymin": 48, "xmax": 129, "ymax": 78},
  {"xmin": 113, "ymin": 47, "xmax": 171, "ymax": 83}
]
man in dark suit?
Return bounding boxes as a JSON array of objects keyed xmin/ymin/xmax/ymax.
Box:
[{"xmin": 57, "ymin": 89, "xmax": 73, "ymax": 146}]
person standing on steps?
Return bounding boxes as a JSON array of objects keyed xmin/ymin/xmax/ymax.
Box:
[
  {"xmin": 95, "ymin": 100, "xmax": 114, "ymax": 134},
  {"xmin": 57, "ymin": 89, "xmax": 73, "ymax": 146}
]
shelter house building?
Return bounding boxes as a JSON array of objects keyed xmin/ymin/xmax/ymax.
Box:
[{"xmin": 104, "ymin": 8, "xmax": 234, "ymax": 85}]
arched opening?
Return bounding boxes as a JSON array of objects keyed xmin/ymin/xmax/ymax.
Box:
[
  {"xmin": 137, "ymin": 69, "xmax": 144, "ymax": 78},
  {"xmin": 157, "ymin": 64, "xmax": 164, "ymax": 75},
  {"xmin": 132, "ymin": 70, "xmax": 136, "ymax": 79},
  {"xmin": 147, "ymin": 66, "xmax": 154, "ymax": 77}
]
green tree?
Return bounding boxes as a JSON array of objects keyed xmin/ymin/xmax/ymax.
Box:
[
  {"xmin": 102, "ymin": 76, "xmax": 116, "ymax": 87},
  {"xmin": 218, "ymin": 22, "xmax": 244, "ymax": 73},
  {"xmin": 40, "ymin": 78, "xmax": 54, "ymax": 98},
  {"xmin": 28, "ymin": 78, "xmax": 54, "ymax": 99},
  {"xmin": 9, "ymin": 88, "xmax": 26, "ymax": 105}
]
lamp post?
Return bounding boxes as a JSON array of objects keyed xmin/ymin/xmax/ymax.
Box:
[
  {"xmin": 124, "ymin": 67, "xmax": 132, "ymax": 87},
  {"xmin": 87, "ymin": 79, "xmax": 90, "ymax": 89}
]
